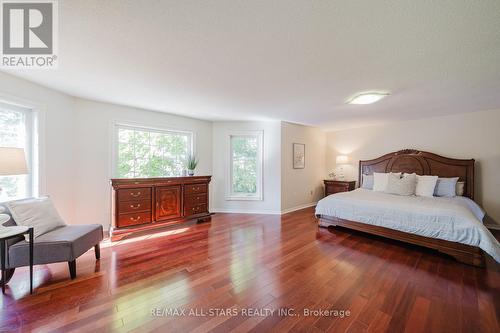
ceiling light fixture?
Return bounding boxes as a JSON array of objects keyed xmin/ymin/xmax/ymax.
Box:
[{"xmin": 346, "ymin": 91, "xmax": 390, "ymax": 105}]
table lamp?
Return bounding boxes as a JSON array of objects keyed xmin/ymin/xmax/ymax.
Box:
[
  {"xmin": 0, "ymin": 147, "xmax": 28, "ymax": 232},
  {"xmin": 336, "ymin": 155, "xmax": 349, "ymax": 180}
]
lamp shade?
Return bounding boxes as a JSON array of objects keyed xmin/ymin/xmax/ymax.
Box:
[
  {"xmin": 336, "ymin": 155, "xmax": 349, "ymax": 165},
  {"xmin": 0, "ymin": 147, "xmax": 28, "ymax": 175}
]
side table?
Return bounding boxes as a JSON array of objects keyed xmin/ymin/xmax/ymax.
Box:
[{"xmin": 0, "ymin": 226, "xmax": 34, "ymax": 294}]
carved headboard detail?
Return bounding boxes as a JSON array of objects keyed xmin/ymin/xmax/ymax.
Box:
[{"xmin": 359, "ymin": 149, "xmax": 475, "ymax": 199}]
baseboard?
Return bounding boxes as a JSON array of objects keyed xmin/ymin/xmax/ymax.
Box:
[
  {"xmin": 281, "ymin": 202, "xmax": 317, "ymax": 215},
  {"xmin": 211, "ymin": 202, "xmax": 317, "ymax": 216},
  {"xmin": 211, "ymin": 208, "xmax": 282, "ymax": 215}
]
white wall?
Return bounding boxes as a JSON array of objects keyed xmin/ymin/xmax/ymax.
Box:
[
  {"xmin": 211, "ymin": 121, "xmax": 282, "ymax": 214},
  {"xmin": 73, "ymin": 99, "xmax": 213, "ymax": 227},
  {"xmin": 2, "ymin": 71, "xmax": 499, "ymax": 229},
  {"xmin": 326, "ymin": 109, "xmax": 500, "ymax": 228},
  {"xmin": 281, "ymin": 122, "xmax": 326, "ymax": 213},
  {"xmin": 0, "ymin": 72, "xmax": 76, "ymax": 223},
  {"xmin": 0, "ymin": 72, "xmax": 213, "ymax": 229}
]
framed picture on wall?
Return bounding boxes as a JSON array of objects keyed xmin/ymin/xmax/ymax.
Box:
[{"xmin": 293, "ymin": 143, "xmax": 305, "ymax": 169}]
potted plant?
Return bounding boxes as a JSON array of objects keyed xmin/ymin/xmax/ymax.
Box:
[{"xmin": 186, "ymin": 155, "xmax": 198, "ymax": 176}]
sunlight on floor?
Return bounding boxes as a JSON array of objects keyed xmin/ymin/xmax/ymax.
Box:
[{"xmin": 101, "ymin": 227, "xmax": 191, "ymax": 248}]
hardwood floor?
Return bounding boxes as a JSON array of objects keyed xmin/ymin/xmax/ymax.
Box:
[{"xmin": 1, "ymin": 207, "xmax": 499, "ymax": 332}]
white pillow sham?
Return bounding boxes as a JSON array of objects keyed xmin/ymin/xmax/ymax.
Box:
[
  {"xmin": 415, "ymin": 175, "xmax": 438, "ymax": 197},
  {"xmin": 373, "ymin": 172, "xmax": 402, "ymax": 192},
  {"xmin": 385, "ymin": 173, "xmax": 417, "ymax": 196},
  {"xmin": 5, "ymin": 197, "xmax": 66, "ymax": 240}
]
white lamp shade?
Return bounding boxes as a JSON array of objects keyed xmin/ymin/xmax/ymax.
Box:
[
  {"xmin": 336, "ymin": 155, "xmax": 349, "ymax": 165},
  {"xmin": 0, "ymin": 147, "xmax": 28, "ymax": 175}
]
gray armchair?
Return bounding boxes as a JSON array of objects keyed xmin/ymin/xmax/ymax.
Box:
[{"xmin": 1, "ymin": 207, "xmax": 103, "ymax": 285}]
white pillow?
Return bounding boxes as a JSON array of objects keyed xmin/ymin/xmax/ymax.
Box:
[
  {"xmin": 456, "ymin": 181, "xmax": 465, "ymax": 196},
  {"xmin": 415, "ymin": 175, "xmax": 439, "ymax": 197},
  {"xmin": 373, "ymin": 172, "xmax": 402, "ymax": 192},
  {"xmin": 5, "ymin": 197, "xmax": 66, "ymax": 240},
  {"xmin": 385, "ymin": 173, "xmax": 417, "ymax": 196}
]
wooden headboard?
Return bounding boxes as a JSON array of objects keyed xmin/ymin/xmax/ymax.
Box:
[{"xmin": 359, "ymin": 149, "xmax": 475, "ymax": 199}]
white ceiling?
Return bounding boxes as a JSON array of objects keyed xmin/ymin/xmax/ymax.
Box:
[{"xmin": 3, "ymin": 0, "xmax": 500, "ymax": 130}]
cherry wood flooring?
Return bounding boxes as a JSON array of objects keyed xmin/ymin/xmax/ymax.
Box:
[{"xmin": 1, "ymin": 207, "xmax": 499, "ymax": 332}]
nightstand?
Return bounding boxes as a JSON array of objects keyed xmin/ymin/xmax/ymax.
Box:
[{"xmin": 324, "ymin": 180, "xmax": 356, "ymax": 197}]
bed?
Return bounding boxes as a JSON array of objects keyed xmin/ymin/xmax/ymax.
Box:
[{"xmin": 315, "ymin": 149, "xmax": 500, "ymax": 267}]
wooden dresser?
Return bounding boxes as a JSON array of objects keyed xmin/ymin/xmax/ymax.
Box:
[
  {"xmin": 110, "ymin": 176, "xmax": 211, "ymax": 240},
  {"xmin": 324, "ymin": 180, "xmax": 356, "ymax": 197}
]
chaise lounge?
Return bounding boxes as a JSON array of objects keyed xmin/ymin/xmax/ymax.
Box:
[{"xmin": 1, "ymin": 206, "xmax": 103, "ymax": 285}]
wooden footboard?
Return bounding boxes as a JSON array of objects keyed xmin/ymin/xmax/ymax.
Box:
[{"xmin": 318, "ymin": 215, "xmax": 485, "ymax": 267}]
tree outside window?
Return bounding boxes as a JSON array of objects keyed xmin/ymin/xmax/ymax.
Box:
[
  {"xmin": 116, "ymin": 126, "xmax": 192, "ymax": 178},
  {"xmin": 0, "ymin": 105, "xmax": 33, "ymax": 200},
  {"xmin": 228, "ymin": 131, "xmax": 263, "ymax": 200}
]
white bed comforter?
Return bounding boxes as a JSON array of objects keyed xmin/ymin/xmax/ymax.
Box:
[{"xmin": 315, "ymin": 189, "xmax": 500, "ymax": 263}]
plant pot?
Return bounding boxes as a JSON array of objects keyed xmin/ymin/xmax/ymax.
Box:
[{"xmin": 188, "ymin": 170, "xmax": 194, "ymax": 176}]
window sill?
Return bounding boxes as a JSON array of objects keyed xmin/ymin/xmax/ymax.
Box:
[{"xmin": 225, "ymin": 195, "xmax": 263, "ymax": 201}]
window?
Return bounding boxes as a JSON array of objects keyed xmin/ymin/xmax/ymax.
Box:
[
  {"xmin": 115, "ymin": 125, "xmax": 193, "ymax": 178},
  {"xmin": 0, "ymin": 102, "xmax": 36, "ymax": 201},
  {"xmin": 227, "ymin": 131, "xmax": 263, "ymax": 200}
]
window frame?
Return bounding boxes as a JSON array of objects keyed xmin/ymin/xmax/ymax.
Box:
[
  {"xmin": 226, "ymin": 130, "xmax": 264, "ymax": 201},
  {"xmin": 113, "ymin": 123, "xmax": 194, "ymax": 178},
  {"xmin": 0, "ymin": 101, "xmax": 37, "ymax": 200}
]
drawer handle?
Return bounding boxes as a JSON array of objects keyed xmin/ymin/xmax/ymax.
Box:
[
  {"xmin": 130, "ymin": 216, "xmax": 141, "ymax": 222},
  {"xmin": 130, "ymin": 192, "xmax": 141, "ymax": 197},
  {"xmin": 130, "ymin": 204, "xmax": 141, "ymax": 209}
]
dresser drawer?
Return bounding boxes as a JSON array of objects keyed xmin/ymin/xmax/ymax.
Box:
[
  {"xmin": 184, "ymin": 203, "xmax": 208, "ymax": 216},
  {"xmin": 118, "ymin": 199, "xmax": 151, "ymax": 214},
  {"xmin": 117, "ymin": 211, "xmax": 152, "ymax": 227},
  {"xmin": 185, "ymin": 183, "xmax": 207, "ymax": 195},
  {"xmin": 326, "ymin": 184, "xmax": 350, "ymax": 195},
  {"xmin": 324, "ymin": 180, "xmax": 356, "ymax": 196},
  {"xmin": 118, "ymin": 188, "xmax": 151, "ymax": 202},
  {"xmin": 184, "ymin": 193, "xmax": 207, "ymax": 206}
]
